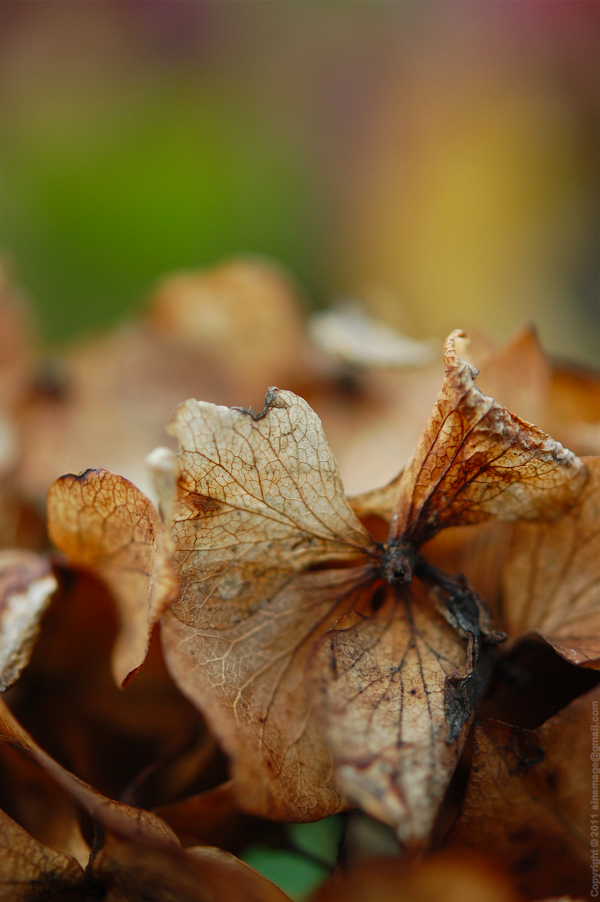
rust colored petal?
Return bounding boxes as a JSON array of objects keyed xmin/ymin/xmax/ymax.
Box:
[
  {"xmin": 47, "ymin": 468, "xmax": 179, "ymax": 686},
  {"xmin": 6, "ymin": 564, "xmax": 205, "ymax": 809},
  {"xmin": 0, "ymin": 740, "xmax": 89, "ymax": 868},
  {"xmin": 0, "ymin": 806, "xmax": 84, "ymax": 900},
  {"xmin": 307, "ymin": 579, "xmax": 479, "ymax": 848},
  {"xmin": 390, "ymin": 331, "xmax": 588, "ymax": 547},
  {"xmin": 446, "ymin": 686, "xmax": 596, "ymax": 899},
  {"xmin": 501, "ymin": 456, "xmax": 600, "ymax": 666},
  {"xmin": 0, "ymin": 551, "xmax": 56, "ymax": 690}
]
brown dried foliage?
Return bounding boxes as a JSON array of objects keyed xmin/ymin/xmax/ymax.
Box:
[
  {"xmin": 0, "ymin": 258, "xmax": 598, "ymax": 899},
  {"xmin": 47, "ymin": 468, "xmax": 178, "ymax": 685},
  {"xmin": 500, "ymin": 457, "xmax": 600, "ymax": 666},
  {"xmin": 446, "ymin": 685, "xmax": 598, "ymax": 899},
  {"xmin": 158, "ymin": 330, "xmax": 588, "ymax": 848}
]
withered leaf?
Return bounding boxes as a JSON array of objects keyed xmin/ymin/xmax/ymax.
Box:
[
  {"xmin": 445, "ymin": 685, "xmax": 597, "ymax": 899},
  {"xmin": 501, "ymin": 456, "xmax": 600, "ymax": 666},
  {"xmin": 389, "ymin": 331, "xmax": 588, "ymax": 547},
  {"xmin": 0, "ymin": 550, "xmax": 56, "ymax": 690},
  {"xmin": 47, "ymin": 468, "xmax": 178, "ymax": 686},
  {"xmin": 157, "ymin": 332, "xmax": 587, "ymax": 846},
  {"xmin": 0, "ymin": 805, "xmax": 83, "ymax": 900},
  {"xmin": 306, "ymin": 578, "xmax": 478, "ymax": 837}
]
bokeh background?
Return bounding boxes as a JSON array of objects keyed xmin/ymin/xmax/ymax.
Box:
[{"xmin": 0, "ymin": 0, "xmax": 598, "ymax": 360}]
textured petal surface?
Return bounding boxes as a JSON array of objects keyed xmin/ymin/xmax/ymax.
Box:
[
  {"xmin": 501, "ymin": 455, "xmax": 600, "ymax": 666},
  {"xmin": 0, "ymin": 807, "xmax": 83, "ymax": 901},
  {"xmin": 161, "ymin": 389, "xmax": 375, "ymax": 819},
  {"xmin": 390, "ymin": 331, "xmax": 588, "ymax": 546},
  {"xmin": 47, "ymin": 468, "xmax": 178, "ymax": 685},
  {"xmin": 308, "ymin": 579, "xmax": 476, "ymax": 848}
]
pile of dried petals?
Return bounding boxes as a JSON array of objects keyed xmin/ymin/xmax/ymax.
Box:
[{"xmin": 0, "ymin": 258, "xmax": 598, "ymax": 900}]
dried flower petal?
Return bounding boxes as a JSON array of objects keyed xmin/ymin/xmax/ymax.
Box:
[{"xmin": 47, "ymin": 469, "xmax": 178, "ymax": 685}]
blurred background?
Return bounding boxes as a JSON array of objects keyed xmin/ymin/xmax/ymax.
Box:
[{"xmin": 0, "ymin": 0, "xmax": 597, "ymax": 362}]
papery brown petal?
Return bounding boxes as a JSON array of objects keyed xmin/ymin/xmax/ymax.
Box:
[
  {"xmin": 165, "ymin": 388, "xmax": 374, "ymax": 579},
  {"xmin": 93, "ymin": 831, "xmax": 290, "ymax": 902},
  {"xmin": 501, "ymin": 456, "xmax": 600, "ymax": 666},
  {"xmin": 390, "ymin": 331, "xmax": 588, "ymax": 547},
  {"xmin": 445, "ymin": 685, "xmax": 597, "ymax": 899},
  {"xmin": 307, "ymin": 579, "xmax": 475, "ymax": 848},
  {"xmin": 0, "ymin": 550, "xmax": 56, "ymax": 690},
  {"xmin": 162, "ymin": 569, "xmax": 370, "ymax": 821},
  {"xmin": 159, "ymin": 389, "xmax": 379, "ymax": 819},
  {"xmin": 0, "ymin": 806, "xmax": 83, "ymax": 900},
  {"xmin": 47, "ymin": 469, "xmax": 178, "ymax": 686},
  {"xmin": 309, "ymin": 852, "xmax": 522, "ymax": 902}
]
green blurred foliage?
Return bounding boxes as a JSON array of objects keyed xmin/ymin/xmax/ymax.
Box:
[
  {"xmin": 240, "ymin": 816, "xmax": 344, "ymax": 900},
  {"xmin": 240, "ymin": 848, "xmax": 327, "ymax": 901},
  {"xmin": 0, "ymin": 0, "xmax": 596, "ymax": 359},
  {"xmin": 0, "ymin": 80, "xmax": 320, "ymax": 344}
]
